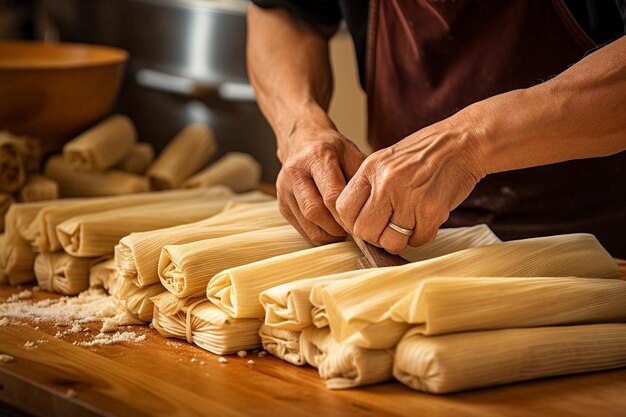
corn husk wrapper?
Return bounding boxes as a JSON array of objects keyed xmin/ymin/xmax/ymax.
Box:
[
  {"xmin": 320, "ymin": 234, "xmax": 619, "ymax": 349},
  {"xmin": 159, "ymin": 225, "xmax": 312, "ymax": 298},
  {"xmin": 390, "ymin": 276, "xmax": 626, "ymax": 335},
  {"xmin": 394, "ymin": 324, "xmax": 626, "ymax": 394},
  {"xmin": 260, "ymin": 225, "xmax": 501, "ymax": 332},
  {"xmin": 45, "ymin": 155, "xmax": 150, "ymax": 198},
  {"xmin": 34, "ymin": 252, "xmax": 95, "ymax": 295},
  {"xmin": 24, "ymin": 187, "xmax": 232, "ymax": 253},
  {"xmin": 18, "ymin": 175, "xmax": 59, "ymax": 202},
  {"xmin": 208, "ymin": 241, "xmax": 363, "ymax": 319},
  {"xmin": 0, "ymin": 235, "xmax": 6, "ymax": 284},
  {"xmin": 116, "ymin": 198, "xmax": 281, "ymax": 287},
  {"xmin": 152, "ymin": 292, "xmax": 262, "ymax": 355},
  {"xmin": 117, "ymin": 142, "xmax": 154, "ymax": 174},
  {"xmin": 147, "ymin": 124, "xmax": 217, "ymax": 190},
  {"xmin": 0, "ymin": 136, "xmax": 26, "ymax": 193},
  {"xmin": 300, "ymin": 327, "xmax": 394, "ymax": 389},
  {"xmin": 0, "ymin": 131, "xmax": 41, "ymax": 172},
  {"xmin": 62, "ymin": 115, "xmax": 136, "ymax": 172},
  {"xmin": 56, "ymin": 191, "xmax": 248, "ymax": 257},
  {"xmin": 183, "ymin": 152, "xmax": 261, "ymax": 192},
  {"xmin": 259, "ymin": 325, "xmax": 305, "ymax": 366},
  {"xmin": 1, "ymin": 200, "xmax": 58, "ymax": 284},
  {"xmin": 89, "ymin": 258, "xmax": 118, "ymax": 293},
  {"xmin": 1, "ymin": 192, "xmax": 14, "ymax": 232}
]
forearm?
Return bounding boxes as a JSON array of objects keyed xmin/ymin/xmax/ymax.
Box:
[
  {"xmin": 465, "ymin": 35, "xmax": 626, "ymax": 175},
  {"xmin": 247, "ymin": 4, "xmax": 337, "ymax": 161}
]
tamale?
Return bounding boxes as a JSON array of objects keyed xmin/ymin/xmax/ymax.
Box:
[
  {"xmin": 0, "ymin": 135, "xmax": 26, "ymax": 192},
  {"xmin": 45, "ymin": 155, "xmax": 150, "ymax": 198},
  {"xmin": 259, "ymin": 325, "xmax": 305, "ymax": 366},
  {"xmin": 394, "ymin": 324, "xmax": 626, "ymax": 394},
  {"xmin": 18, "ymin": 175, "xmax": 58, "ymax": 202},
  {"xmin": 152, "ymin": 292, "xmax": 262, "ymax": 355},
  {"xmin": 320, "ymin": 234, "xmax": 619, "ymax": 349},
  {"xmin": 147, "ymin": 124, "xmax": 217, "ymax": 190},
  {"xmin": 183, "ymin": 152, "xmax": 261, "ymax": 192},
  {"xmin": 116, "ymin": 198, "xmax": 281, "ymax": 287},
  {"xmin": 301, "ymin": 327, "xmax": 393, "ymax": 389},
  {"xmin": 62, "ymin": 115, "xmax": 136, "ymax": 171},
  {"xmin": 117, "ymin": 142, "xmax": 154, "ymax": 174},
  {"xmin": 159, "ymin": 225, "xmax": 312, "ymax": 298},
  {"xmin": 34, "ymin": 252, "xmax": 95, "ymax": 295},
  {"xmin": 89, "ymin": 258, "xmax": 118, "ymax": 293},
  {"xmin": 1, "ymin": 192, "xmax": 13, "ymax": 232},
  {"xmin": 113, "ymin": 279, "xmax": 165, "ymax": 322},
  {"xmin": 0, "ymin": 131, "xmax": 41, "ymax": 172}
]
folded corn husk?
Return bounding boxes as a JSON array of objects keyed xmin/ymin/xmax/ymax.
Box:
[
  {"xmin": 259, "ymin": 325, "xmax": 305, "ymax": 365},
  {"xmin": 45, "ymin": 155, "xmax": 150, "ymax": 198},
  {"xmin": 112, "ymin": 279, "xmax": 165, "ymax": 323},
  {"xmin": 117, "ymin": 143, "xmax": 154, "ymax": 174},
  {"xmin": 147, "ymin": 124, "xmax": 217, "ymax": 190},
  {"xmin": 34, "ymin": 252, "xmax": 95, "ymax": 295},
  {"xmin": 116, "ymin": 198, "xmax": 282, "ymax": 287},
  {"xmin": 89, "ymin": 258, "xmax": 118, "ymax": 293},
  {"xmin": 1, "ymin": 192, "xmax": 13, "ymax": 232},
  {"xmin": 63, "ymin": 115, "xmax": 137, "ymax": 172},
  {"xmin": 0, "ymin": 136, "xmax": 26, "ymax": 193},
  {"xmin": 390, "ymin": 276, "xmax": 626, "ymax": 335},
  {"xmin": 0, "ymin": 131, "xmax": 41, "ymax": 171},
  {"xmin": 56, "ymin": 191, "xmax": 252, "ymax": 257},
  {"xmin": 18, "ymin": 175, "xmax": 59, "ymax": 202},
  {"xmin": 394, "ymin": 324, "xmax": 626, "ymax": 394},
  {"xmin": 207, "ymin": 241, "xmax": 363, "ymax": 319},
  {"xmin": 260, "ymin": 225, "xmax": 501, "ymax": 332},
  {"xmin": 301, "ymin": 327, "xmax": 394, "ymax": 389},
  {"xmin": 159, "ymin": 225, "xmax": 312, "ymax": 298},
  {"xmin": 320, "ymin": 234, "xmax": 619, "ymax": 349},
  {"xmin": 183, "ymin": 152, "xmax": 261, "ymax": 192},
  {"xmin": 1, "ymin": 200, "xmax": 57, "ymax": 284},
  {"xmin": 152, "ymin": 292, "xmax": 262, "ymax": 355},
  {"xmin": 24, "ymin": 187, "xmax": 233, "ymax": 253}
]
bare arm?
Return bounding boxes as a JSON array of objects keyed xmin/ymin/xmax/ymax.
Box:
[
  {"xmin": 247, "ymin": 4, "xmax": 365, "ymax": 244},
  {"xmin": 337, "ymin": 36, "xmax": 626, "ymax": 254}
]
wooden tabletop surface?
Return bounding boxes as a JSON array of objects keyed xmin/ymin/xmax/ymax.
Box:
[{"xmin": 1, "ymin": 260, "xmax": 626, "ymax": 417}]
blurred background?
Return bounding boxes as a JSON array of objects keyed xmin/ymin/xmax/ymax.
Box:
[{"xmin": 0, "ymin": 0, "xmax": 368, "ymax": 182}]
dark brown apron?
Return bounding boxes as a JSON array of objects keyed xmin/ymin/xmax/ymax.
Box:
[{"xmin": 366, "ymin": 0, "xmax": 626, "ymax": 257}]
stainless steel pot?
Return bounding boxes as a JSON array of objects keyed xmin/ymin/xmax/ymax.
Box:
[{"xmin": 42, "ymin": 0, "xmax": 280, "ymax": 181}]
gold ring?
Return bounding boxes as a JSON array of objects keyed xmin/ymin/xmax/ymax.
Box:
[{"xmin": 387, "ymin": 221, "xmax": 414, "ymax": 236}]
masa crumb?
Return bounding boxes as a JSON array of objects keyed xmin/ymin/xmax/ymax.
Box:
[
  {"xmin": 0, "ymin": 354, "xmax": 14, "ymax": 363},
  {"xmin": 66, "ymin": 389, "xmax": 77, "ymax": 398},
  {"xmin": 218, "ymin": 357, "xmax": 228, "ymax": 364},
  {"xmin": 191, "ymin": 358, "xmax": 198, "ymax": 363},
  {"xmin": 0, "ymin": 317, "xmax": 9, "ymax": 326},
  {"xmin": 7, "ymin": 290, "xmax": 32, "ymax": 302},
  {"xmin": 258, "ymin": 351, "xmax": 267, "ymax": 357},
  {"xmin": 237, "ymin": 350, "xmax": 247, "ymax": 358},
  {"xmin": 247, "ymin": 360, "xmax": 255, "ymax": 365},
  {"xmin": 23, "ymin": 341, "xmax": 36, "ymax": 348}
]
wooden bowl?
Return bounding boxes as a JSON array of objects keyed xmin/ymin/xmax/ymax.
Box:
[{"xmin": 0, "ymin": 41, "xmax": 128, "ymax": 152}]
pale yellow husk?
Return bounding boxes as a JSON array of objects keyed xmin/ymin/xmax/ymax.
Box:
[
  {"xmin": 113, "ymin": 279, "xmax": 165, "ymax": 323},
  {"xmin": 300, "ymin": 327, "xmax": 394, "ymax": 389},
  {"xmin": 320, "ymin": 234, "xmax": 619, "ymax": 349},
  {"xmin": 1, "ymin": 192, "xmax": 14, "ymax": 232},
  {"xmin": 260, "ymin": 225, "xmax": 501, "ymax": 332},
  {"xmin": 159, "ymin": 225, "xmax": 312, "ymax": 298},
  {"xmin": 34, "ymin": 252, "xmax": 95, "ymax": 295},
  {"xmin": 45, "ymin": 155, "xmax": 150, "ymax": 198},
  {"xmin": 147, "ymin": 124, "xmax": 217, "ymax": 190},
  {"xmin": 183, "ymin": 152, "xmax": 261, "ymax": 192},
  {"xmin": 259, "ymin": 325, "xmax": 305, "ymax": 366},
  {"xmin": 117, "ymin": 143, "xmax": 154, "ymax": 174},
  {"xmin": 0, "ymin": 131, "xmax": 41, "ymax": 172},
  {"xmin": 0, "ymin": 135, "xmax": 26, "ymax": 193},
  {"xmin": 56, "ymin": 190, "xmax": 248, "ymax": 257},
  {"xmin": 207, "ymin": 241, "xmax": 363, "ymax": 319},
  {"xmin": 116, "ymin": 198, "xmax": 282, "ymax": 287},
  {"xmin": 18, "ymin": 175, "xmax": 59, "ymax": 202},
  {"xmin": 152, "ymin": 292, "xmax": 262, "ymax": 355},
  {"xmin": 394, "ymin": 324, "xmax": 626, "ymax": 394},
  {"xmin": 390, "ymin": 276, "xmax": 626, "ymax": 335},
  {"xmin": 89, "ymin": 258, "xmax": 118, "ymax": 293},
  {"xmin": 62, "ymin": 114, "xmax": 136, "ymax": 171},
  {"xmin": 24, "ymin": 186, "xmax": 232, "ymax": 253}
]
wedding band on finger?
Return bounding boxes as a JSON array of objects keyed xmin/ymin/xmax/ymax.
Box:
[{"xmin": 387, "ymin": 221, "xmax": 414, "ymax": 236}]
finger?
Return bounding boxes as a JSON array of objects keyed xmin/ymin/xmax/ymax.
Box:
[
  {"xmin": 341, "ymin": 143, "xmax": 367, "ymax": 179},
  {"xmin": 378, "ymin": 204, "xmax": 416, "ymax": 254},
  {"xmin": 352, "ymin": 191, "xmax": 393, "ymax": 246},
  {"xmin": 291, "ymin": 175, "xmax": 346, "ymax": 236},
  {"xmin": 336, "ymin": 172, "xmax": 371, "ymax": 234},
  {"xmin": 279, "ymin": 188, "xmax": 343, "ymax": 246},
  {"xmin": 407, "ymin": 203, "xmax": 446, "ymax": 247},
  {"xmin": 310, "ymin": 157, "xmax": 347, "ymax": 218}
]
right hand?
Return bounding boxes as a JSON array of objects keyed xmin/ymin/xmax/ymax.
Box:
[{"xmin": 277, "ymin": 122, "xmax": 366, "ymax": 245}]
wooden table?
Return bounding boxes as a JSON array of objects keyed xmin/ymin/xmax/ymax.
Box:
[{"xmin": 1, "ymin": 261, "xmax": 626, "ymax": 417}]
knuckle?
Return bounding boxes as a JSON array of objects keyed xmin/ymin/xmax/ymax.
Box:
[{"xmin": 301, "ymin": 201, "xmax": 326, "ymax": 223}]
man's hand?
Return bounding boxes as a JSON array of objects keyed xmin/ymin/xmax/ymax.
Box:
[
  {"xmin": 277, "ymin": 120, "xmax": 366, "ymax": 245},
  {"xmin": 336, "ymin": 116, "xmax": 487, "ymax": 254}
]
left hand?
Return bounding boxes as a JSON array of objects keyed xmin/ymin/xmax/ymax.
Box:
[{"xmin": 336, "ymin": 116, "xmax": 488, "ymax": 254}]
